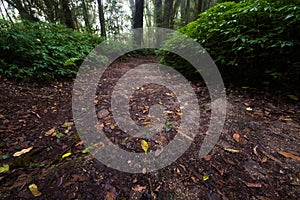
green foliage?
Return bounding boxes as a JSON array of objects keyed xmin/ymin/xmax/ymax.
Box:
[
  {"xmin": 0, "ymin": 20, "xmax": 105, "ymax": 82},
  {"xmin": 160, "ymin": 0, "xmax": 300, "ymax": 88}
]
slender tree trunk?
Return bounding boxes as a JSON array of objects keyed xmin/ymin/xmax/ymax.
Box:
[
  {"xmin": 129, "ymin": 0, "xmax": 135, "ymax": 28},
  {"xmin": 82, "ymin": 0, "xmax": 91, "ymax": 33},
  {"xmin": 133, "ymin": 0, "xmax": 144, "ymax": 45},
  {"xmin": 61, "ymin": 0, "xmax": 75, "ymax": 29},
  {"xmin": 5, "ymin": 0, "xmax": 38, "ymax": 22},
  {"xmin": 97, "ymin": 0, "xmax": 106, "ymax": 37},
  {"xmin": 1, "ymin": 0, "xmax": 13, "ymax": 23},
  {"xmin": 170, "ymin": 0, "xmax": 181, "ymax": 29},
  {"xmin": 163, "ymin": 0, "xmax": 173, "ymax": 28},
  {"xmin": 154, "ymin": 0, "xmax": 162, "ymax": 27}
]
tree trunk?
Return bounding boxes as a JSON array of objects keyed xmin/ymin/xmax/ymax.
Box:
[
  {"xmin": 154, "ymin": 0, "xmax": 162, "ymax": 27},
  {"xmin": 97, "ymin": 0, "xmax": 106, "ymax": 37},
  {"xmin": 163, "ymin": 0, "xmax": 173, "ymax": 28},
  {"xmin": 170, "ymin": 0, "xmax": 181, "ymax": 29},
  {"xmin": 61, "ymin": 0, "xmax": 75, "ymax": 29},
  {"xmin": 82, "ymin": 0, "xmax": 91, "ymax": 33},
  {"xmin": 5, "ymin": 0, "xmax": 38, "ymax": 22},
  {"xmin": 133, "ymin": 0, "xmax": 144, "ymax": 45}
]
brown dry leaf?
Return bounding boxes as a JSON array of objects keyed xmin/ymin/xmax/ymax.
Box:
[
  {"xmin": 13, "ymin": 147, "xmax": 33, "ymax": 157},
  {"xmin": 224, "ymin": 148, "xmax": 240, "ymax": 153},
  {"xmin": 244, "ymin": 102, "xmax": 251, "ymax": 107},
  {"xmin": 244, "ymin": 182, "xmax": 262, "ymax": 188},
  {"xmin": 133, "ymin": 185, "xmax": 147, "ymax": 192},
  {"xmin": 45, "ymin": 127, "xmax": 56, "ymax": 136},
  {"xmin": 204, "ymin": 154, "xmax": 212, "ymax": 161},
  {"xmin": 61, "ymin": 122, "xmax": 74, "ymax": 128},
  {"xmin": 233, "ymin": 132, "xmax": 240, "ymax": 143},
  {"xmin": 278, "ymin": 151, "xmax": 300, "ymax": 161}
]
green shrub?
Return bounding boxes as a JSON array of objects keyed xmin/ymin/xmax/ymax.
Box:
[
  {"xmin": 0, "ymin": 20, "xmax": 105, "ymax": 82},
  {"xmin": 160, "ymin": 0, "xmax": 300, "ymax": 88}
]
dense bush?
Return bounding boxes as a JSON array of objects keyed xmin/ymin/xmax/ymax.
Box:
[
  {"xmin": 0, "ymin": 21, "xmax": 105, "ymax": 82},
  {"xmin": 161, "ymin": 0, "xmax": 300, "ymax": 89}
]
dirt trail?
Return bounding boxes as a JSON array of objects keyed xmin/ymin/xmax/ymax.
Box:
[{"xmin": 0, "ymin": 56, "xmax": 299, "ymax": 199}]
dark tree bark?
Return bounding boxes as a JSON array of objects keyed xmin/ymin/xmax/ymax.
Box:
[
  {"xmin": 60, "ymin": 0, "xmax": 75, "ymax": 29},
  {"xmin": 154, "ymin": 0, "xmax": 162, "ymax": 27},
  {"xmin": 133, "ymin": 0, "xmax": 144, "ymax": 45},
  {"xmin": 81, "ymin": 0, "xmax": 91, "ymax": 33},
  {"xmin": 163, "ymin": 0, "xmax": 173, "ymax": 28},
  {"xmin": 97, "ymin": 0, "xmax": 106, "ymax": 37},
  {"xmin": 5, "ymin": 0, "xmax": 39, "ymax": 22}
]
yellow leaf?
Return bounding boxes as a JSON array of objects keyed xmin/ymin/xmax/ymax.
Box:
[
  {"xmin": 203, "ymin": 175, "xmax": 209, "ymax": 181},
  {"xmin": 278, "ymin": 151, "xmax": 300, "ymax": 161},
  {"xmin": 0, "ymin": 164, "xmax": 9, "ymax": 173},
  {"xmin": 13, "ymin": 147, "xmax": 33, "ymax": 157},
  {"xmin": 141, "ymin": 140, "xmax": 149, "ymax": 153},
  {"xmin": 142, "ymin": 121, "xmax": 151, "ymax": 125},
  {"xmin": 28, "ymin": 183, "xmax": 42, "ymax": 197},
  {"xmin": 62, "ymin": 152, "xmax": 72, "ymax": 159},
  {"xmin": 224, "ymin": 148, "xmax": 240, "ymax": 153}
]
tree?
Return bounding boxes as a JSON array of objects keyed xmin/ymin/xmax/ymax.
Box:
[
  {"xmin": 97, "ymin": 0, "xmax": 106, "ymax": 37},
  {"xmin": 4, "ymin": 0, "xmax": 39, "ymax": 22},
  {"xmin": 60, "ymin": 0, "xmax": 75, "ymax": 29},
  {"xmin": 81, "ymin": 0, "xmax": 92, "ymax": 33},
  {"xmin": 133, "ymin": 0, "xmax": 144, "ymax": 45}
]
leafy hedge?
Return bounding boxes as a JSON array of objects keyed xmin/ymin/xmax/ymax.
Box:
[
  {"xmin": 0, "ymin": 21, "xmax": 105, "ymax": 82},
  {"xmin": 161, "ymin": 0, "xmax": 300, "ymax": 88}
]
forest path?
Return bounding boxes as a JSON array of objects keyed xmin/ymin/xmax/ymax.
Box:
[{"xmin": 0, "ymin": 56, "xmax": 299, "ymax": 199}]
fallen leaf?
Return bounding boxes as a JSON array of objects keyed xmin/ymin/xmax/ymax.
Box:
[
  {"xmin": 203, "ymin": 175, "xmax": 209, "ymax": 181},
  {"xmin": 82, "ymin": 146, "xmax": 92, "ymax": 154},
  {"xmin": 166, "ymin": 124, "xmax": 173, "ymax": 131},
  {"xmin": 233, "ymin": 132, "xmax": 240, "ymax": 142},
  {"xmin": 287, "ymin": 95, "xmax": 299, "ymax": 101},
  {"xmin": 142, "ymin": 168, "xmax": 147, "ymax": 174},
  {"xmin": 141, "ymin": 140, "xmax": 149, "ymax": 153},
  {"xmin": 243, "ymin": 102, "xmax": 251, "ymax": 107},
  {"xmin": 246, "ymin": 107, "xmax": 253, "ymax": 111},
  {"xmin": 142, "ymin": 122, "xmax": 151, "ymax": 125},
  {"xmin": 13, "ymin": 147, "xmax": 33, "ymax": 157},
  {"xmin": 224, "ymin": 148, "xmax": 240, "ymax": 153},
  {"xmin": 28, "ymin": 183, "xmax": 42, "ymax": 197},
  {"xmin": 244, "ymin": 182, "xmax": 262, "ymax": 188},
  {"xmin": 133, "ymin": 185, "xmax": 147, "ymax": 192},
  {"xmin": 55, "ymin": 132, "xmax": 64, "ymax": 139},
  {"xmin": 0, "ymin": 164, "xmax": 9, "ymax": 173},
  {"xmin": 62, "ymin": 152, "xmax": 72, "ymax": 159},
  {"xmin": 61, "ymin": 122, "xmax": 74, "ymax": 128},
  {"xmin": 203, "ymin": 154, "xmax": 212, "ymax": 161},
  {"xmin": 278, "ymin": 151, "xmax": 300, "ymax": 161}
]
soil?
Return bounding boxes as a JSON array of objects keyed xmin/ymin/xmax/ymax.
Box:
[{"xmin": 0, "ymin": 56, "xmax": 299, "ymax": 199}]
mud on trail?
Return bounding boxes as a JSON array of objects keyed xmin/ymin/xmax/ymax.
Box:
[{"xmin": 0, "ymin": 56, "xmax": 299, "ymax": 199}]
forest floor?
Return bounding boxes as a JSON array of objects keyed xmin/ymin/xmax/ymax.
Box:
[{"xmin": 0, "ymin": 56, "xmax": 300, "ymax": 199}]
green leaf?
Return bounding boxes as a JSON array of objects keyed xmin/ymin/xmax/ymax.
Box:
[
  {"xmin": 82, "ymin": 146, "xmax": 92, "ymax": 154},
  {"xmin": 55, "ymin": 133, "xmax": 65, "ymax": 139},
  {"xmin": 0, "ymin": 164, "xmax": 9, "ymax": 173},
  {"xmin": 287, "ymin": 95, "xmax": 298, "ymax": 101},
  {"xmin": 166, "ymin": 124, "xmax": 173, "ymax": 131},
  {"xmin": 145, "ymin": 133, "xmax": 151, "ymax": 139}
]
